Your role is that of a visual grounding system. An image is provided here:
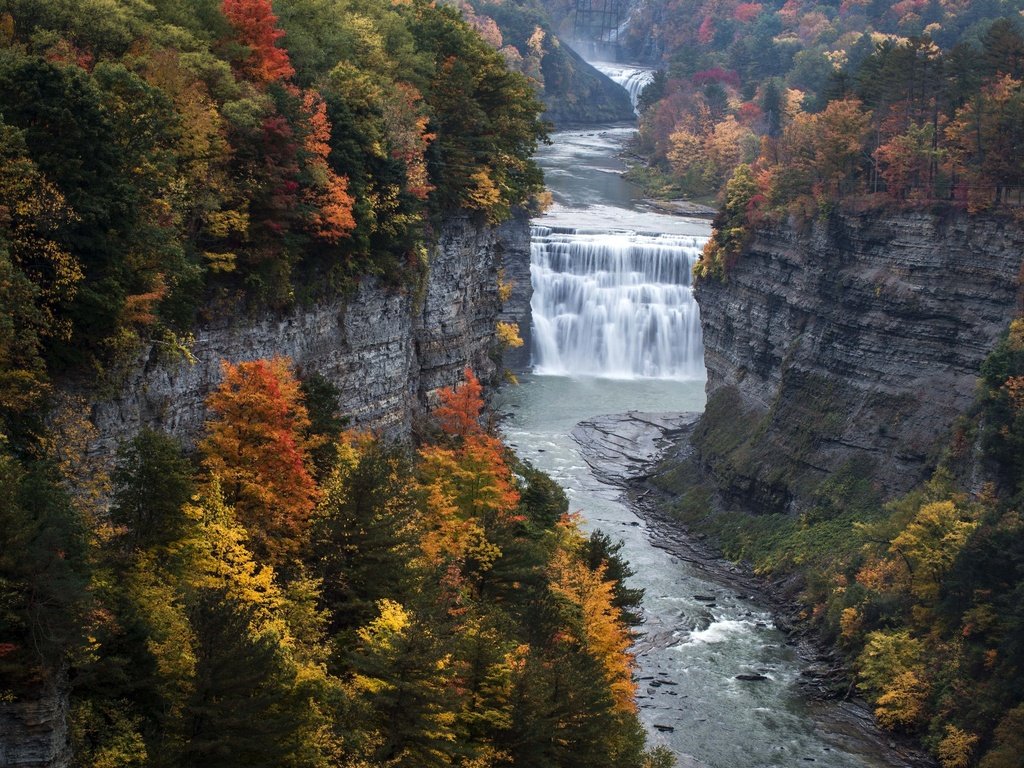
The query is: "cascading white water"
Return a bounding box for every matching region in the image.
[530,224,705,380]
[589,62,655,112]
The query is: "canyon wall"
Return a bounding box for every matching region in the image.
[86,212,530,461]
[692,210,1024,513]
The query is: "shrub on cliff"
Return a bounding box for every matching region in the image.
[693,163,760,281]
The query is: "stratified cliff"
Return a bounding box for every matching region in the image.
[86,213,530,460]
[690,210,1024,513]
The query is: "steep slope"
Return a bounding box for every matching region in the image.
[690,210,1024,514]
[85,213,529,460]
[539,39,636,124]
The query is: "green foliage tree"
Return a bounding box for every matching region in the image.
[310,434,421,636]
[0,448,88,686]
[111,429,195,552]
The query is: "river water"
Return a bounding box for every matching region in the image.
[497,111,906,767]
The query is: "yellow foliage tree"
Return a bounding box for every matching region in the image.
[548,540,637,713]
[890,500,977,602]
[938,725,979,768]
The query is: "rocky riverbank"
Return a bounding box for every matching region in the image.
[571,411,936,768]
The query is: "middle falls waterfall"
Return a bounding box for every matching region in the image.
[530,225,706,379]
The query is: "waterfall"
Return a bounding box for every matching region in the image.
[589,62,655,113]
[530,225,705,380]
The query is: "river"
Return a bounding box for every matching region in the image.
[497,103,914,767]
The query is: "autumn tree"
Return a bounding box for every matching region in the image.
[299,90,355,243]
[419,369,521,590]
[890,499,978,603]
[200,357,319,566]
[435,366,486,437]
[221,0,295,84]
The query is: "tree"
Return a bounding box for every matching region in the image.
[348,600,460,768]
[221,0,295,84]
[548,548,637,714]
[200,357,318,566]
[584,531,645,626]
[434,366,486,437]
[890,499,978,602]
[310,433,421,634]
[179,589,304,768]
[299,90,355,242]
[110,429,194,552]
[979,704,1024,768]
[0,449,88,685]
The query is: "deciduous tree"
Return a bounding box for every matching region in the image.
[200,357,318,566]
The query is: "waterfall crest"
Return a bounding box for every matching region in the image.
[530,225,705,380]
[589,63,655,113]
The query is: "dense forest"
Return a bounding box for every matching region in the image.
[568,0,1024,227]
[0,0,547,447]
[3,360,668,766]
[0,1,672,766]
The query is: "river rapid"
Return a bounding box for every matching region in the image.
[497,116,917,767]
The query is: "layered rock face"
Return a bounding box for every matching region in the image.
[693,211,1024,513]
[0,677,71,768]
[496,211,533,371]
[87,213,530,460]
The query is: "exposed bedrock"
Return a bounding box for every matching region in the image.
[692,210,1024,513]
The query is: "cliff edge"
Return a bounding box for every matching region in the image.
[690,210,1024,513]
[85,212,531,461]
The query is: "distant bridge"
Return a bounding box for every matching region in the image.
[573,0,625,52]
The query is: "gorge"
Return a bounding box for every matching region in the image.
[4,0,1024,762]
[502,110,938,767]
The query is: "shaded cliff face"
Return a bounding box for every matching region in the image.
[693,211,1024,513]
[539,39,636,126]
[87,214,530,459]
[0,677,70,768]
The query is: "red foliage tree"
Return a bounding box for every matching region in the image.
[222,0,295,84]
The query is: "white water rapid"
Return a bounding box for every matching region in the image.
[530,226,705,379]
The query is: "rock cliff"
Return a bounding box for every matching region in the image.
[691,210,1024,513]
[539,39,636,126]
[87,212,530,461]
[0,676,70,768]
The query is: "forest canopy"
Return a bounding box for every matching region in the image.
[0,0,547,446]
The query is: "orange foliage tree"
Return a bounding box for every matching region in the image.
[419,369,521,584]
[548,520,637,713]
[299,91,355,242]
[200,357,319,566]
[221,0,295,85]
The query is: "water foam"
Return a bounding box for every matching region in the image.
[530,225,705,380]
